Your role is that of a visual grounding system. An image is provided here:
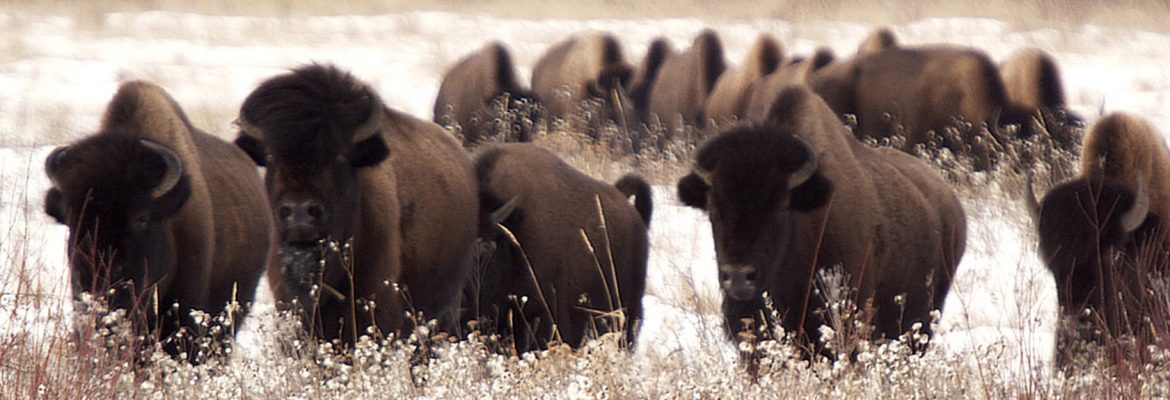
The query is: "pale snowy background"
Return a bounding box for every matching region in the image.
[2,9,1169,377]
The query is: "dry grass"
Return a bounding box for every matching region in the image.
[6,117,1170,398]
[3,1,1170,397]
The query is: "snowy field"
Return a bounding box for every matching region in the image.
[3,6,1170,396]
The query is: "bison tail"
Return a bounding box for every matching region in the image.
[615,174,653,228]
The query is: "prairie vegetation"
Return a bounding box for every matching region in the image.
[2,1,1170,398]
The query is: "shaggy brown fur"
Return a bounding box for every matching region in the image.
[43,81,272,363]
[434,41,538,147]
[471,143,651,353]
[1034,112,1170,369]
[530,32,638,136]
[627,37,671,124]
[645,29,726,134]
[810,45,1033,170]
[677,85,965,356]
[742,48,834,123]
[704,34,784,125]
[857,26,898,55]
[1000,47,1083,153]
[235,64,478,345]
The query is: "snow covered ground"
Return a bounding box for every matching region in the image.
[3,9,1170,375]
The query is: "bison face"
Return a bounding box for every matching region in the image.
[44,137,191,312]
[678,128,832,301]
[235,64,391,316]
[1038,178,1151,326]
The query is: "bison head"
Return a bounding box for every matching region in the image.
[234,64,389,313]
[1037,176,1153,328]
[677,125,832,301]
[235,64,388,248]
[44,136,191,313]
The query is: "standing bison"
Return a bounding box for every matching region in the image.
[704,33,784,125]
[627,37,671,124]
[1031,112,1170,369]
[1000,47,1084,160]
[742,48,835,123]
[43,80,272,363]
[234,64,479,345]
[434,41,540,148]
[677,85,966,357]
[531,32,639,140]
[810,44,1032,170]
[471,143,652,353]
[645,29,726,134]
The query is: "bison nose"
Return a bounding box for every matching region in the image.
[719,264,760,301]
[278,199,326,245]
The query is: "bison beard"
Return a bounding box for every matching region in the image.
[277,243,327,299]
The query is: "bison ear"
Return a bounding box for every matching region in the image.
[349,134,391,168]
[789,172,832,211]
[43,188,67,224]
[677,173,709,210]
[149,174,192,219]
[234,135,267,166]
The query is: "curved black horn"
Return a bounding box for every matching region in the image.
[44,146,70,189]
[1121,175,1150,233]
[352,88,385,143]
[139,140,183,199]
[787,140,818,189]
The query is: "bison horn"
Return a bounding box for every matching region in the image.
[1120,174,1150,233]
[139,140,183,200]
[490,195,521,225]
[787,140,818,189]
[234,115,265,140]
[44,145,70,189]
[351,89,385,143]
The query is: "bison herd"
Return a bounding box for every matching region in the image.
[42,26,1168,373]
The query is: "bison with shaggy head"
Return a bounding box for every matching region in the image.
[999,47,1084,161]
[703,33,784,125]
[531,32,639,141]
[809,41,1034,170]
[235,64,479,345]
[1031,112,1170,369]
[644,29,727,135]
[470,143,652,353]
[43,80,273,363]
[434,41,540,148]
[677,85,965,357]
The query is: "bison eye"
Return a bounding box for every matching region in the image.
[278,205,293,219]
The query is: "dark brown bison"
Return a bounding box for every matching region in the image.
[471,143,651,353]
[809,44,1034,170]
[703,33,784,125]
[677,85,966,357]
[627,37,671,124]
[43,80,272,363]
[1031,113,1170,369]
[234,64,479,345]
[742,48,835,123]
[530,33,638,138]
[1000,47,1084,156]
[645,29,726,134]
[434,41,540,148]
